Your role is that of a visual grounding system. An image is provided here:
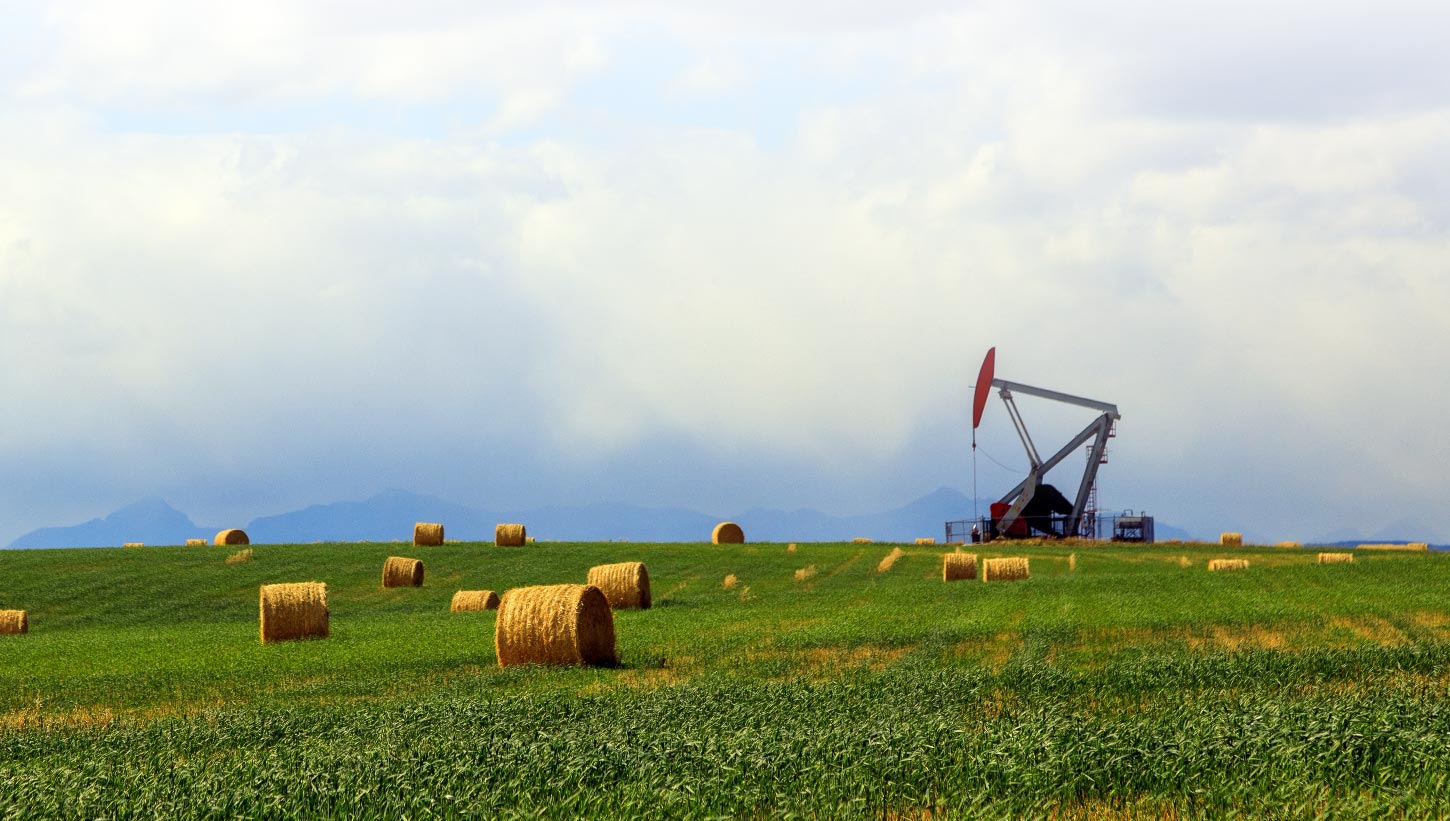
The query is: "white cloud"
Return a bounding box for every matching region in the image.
[1,1,1448,544]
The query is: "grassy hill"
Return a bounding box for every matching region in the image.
[3,540,1449,818]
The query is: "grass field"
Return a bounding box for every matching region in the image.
[3,540,1450,818]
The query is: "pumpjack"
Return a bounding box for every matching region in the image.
[963,348,1124,540]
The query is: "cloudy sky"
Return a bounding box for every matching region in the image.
[2,1,1448,545]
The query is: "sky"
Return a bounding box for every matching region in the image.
[2,0,1448,545]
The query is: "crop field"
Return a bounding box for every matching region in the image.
[3,540,1450,818]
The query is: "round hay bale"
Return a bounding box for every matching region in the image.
[942,553,978,581]
[382,556,424,588]
[1274,541,1301,548]
[451,590,500,612]
[495,584,616,667]
[0,610,28,635]
[852,537,873,544]
[915,537,936,545]
[123,542,144,548]
[185,538,207,546]
[587,562,651,610]
[1219,532,1243,547]
[413,522,444,547]
[259,583,328,643]
[215,529,250,546]
[1318,552,1354,564]
[525,536,536,544]
[496,523,527,547]
[1208,558,1249,572]
[712,522,744,544]
[982,556,1029,582]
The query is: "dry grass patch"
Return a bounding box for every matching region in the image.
[852,537,873,544]
[122,542,143,548]
[877,547,905,573]
[721,573,738,590]
[794,565,817,582]
[225,548,254,565]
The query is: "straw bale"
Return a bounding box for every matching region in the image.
[914,537,936,545]
[259,582,328,643]
[185,538,206,546]
[982,556,1029,582]
[494,584,616,667]
[787,543,797,553]
[1219,532,1243,547]
[1208,559,1249,572]
[712,522,744,544]
[1274,541,1302,548]
[525,536,536,544]
[413,522,444,546]
[0,610,28,635]
[877,547,905,573]
[1317,552,1354,564]
[852,537,873,544]
[942,552,978,581]
[382,556,425,587]
[451,590,500,612]
[225,548,254,565]
[495,523,527,547]
[722,574,738,590]
[215,529,250,546]
[1358,543,1429,552]
[123,542,143,548]
[587,561,652,610]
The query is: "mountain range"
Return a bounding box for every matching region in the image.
[8,487,1196,548]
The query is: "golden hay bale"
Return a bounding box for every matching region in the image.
[787,543,797,553]
[451,590,500,612]
[722,574,738,590]
[495,523,527,547]
[877,547,906,573]
[1274,541,1302,548]
[587,562,652,610]
[0,610,28,635]
[495,584,616,667]
[225,548,254,565]
[915,537,936,545]
[259,582,328,643]
[525,536,536,544]
[215,529,249,546]
[413,522,444,547]
[185,538,206,546]
[123,542,143,548]
[942,552,978,581]
[1318,552,1354,564]
[852,537,873,544]
[1220,532,1243,547]
[982,556,1029,582]
[382,556,424,588]
[794,565,817,582]
[1208,559,1249,572]
[712,522,744,544]
[1358,543,1429,552]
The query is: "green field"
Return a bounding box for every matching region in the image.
[3,540,1449,819]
